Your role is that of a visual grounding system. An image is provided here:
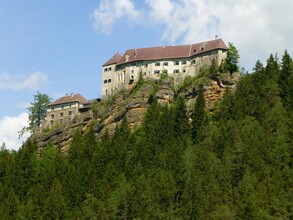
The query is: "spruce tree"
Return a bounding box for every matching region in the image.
[192,88,206,143]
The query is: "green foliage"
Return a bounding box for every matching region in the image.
[192,88,207,143]
[20,92,51,136]
[91,100,99,118]
[160,69,169,79]
[209,58,219,78]
[130,71,145,94]
[225,42,240,74]
[0,51,292,219]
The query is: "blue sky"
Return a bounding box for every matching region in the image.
[0,0,292,150]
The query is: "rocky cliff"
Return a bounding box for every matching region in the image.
[33,72,240,152]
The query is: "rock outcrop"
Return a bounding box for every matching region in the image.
[32,73,240,152]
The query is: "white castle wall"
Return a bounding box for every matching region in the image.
[102,50,226,98]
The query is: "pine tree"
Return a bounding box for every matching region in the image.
[20,92,51,135]
[192,88,207,143]
[225,42,240,74]
[43,178,67,219]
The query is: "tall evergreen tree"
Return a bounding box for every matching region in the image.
[192,88,207,143]
[20,92,51,135]
[225,42,240,74]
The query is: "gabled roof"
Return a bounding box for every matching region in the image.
[102,39,227,67]
[48,94,87,107]
[103,53,122,67]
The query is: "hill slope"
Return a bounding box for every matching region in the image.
[0,52,292,219]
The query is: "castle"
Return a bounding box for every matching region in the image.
[102,38,228,98]
[44,38,227,128]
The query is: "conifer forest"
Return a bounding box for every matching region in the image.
[0,51,292,219]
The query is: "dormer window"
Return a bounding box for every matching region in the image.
[201,47,204,51]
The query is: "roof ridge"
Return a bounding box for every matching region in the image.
[104,38,227,66]
[48,93,87,106]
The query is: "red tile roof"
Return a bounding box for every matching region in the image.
[103,53,122,67]
[48,94,87,107]
[103,39,227,66]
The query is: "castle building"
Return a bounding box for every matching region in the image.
[102,38,228,98]
[45,94,87,127]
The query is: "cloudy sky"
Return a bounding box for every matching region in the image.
[0,0,292,150]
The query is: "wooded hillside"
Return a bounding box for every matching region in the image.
[0,51,292,219]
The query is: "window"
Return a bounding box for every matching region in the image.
[182,69,186,73]
[104,80,107,84]
[69,111,73,116]
[145,64,148,68]
[108,79,111,83]
[194,49,197,53]
[51,114,54,119]
[131,70,134,73]
[191,60,196,64]
[201,47,204,51]
[173,69,179,74]
[59,119,63,124]
[104,68,107,72]
[108,67,112,71]
[174,61,179,65]
[163,62,168,66]
[155,62,160,66]
[154,70,160,74]
[182,60,187,65]
[60,112,64,117]
[50,120,54,125]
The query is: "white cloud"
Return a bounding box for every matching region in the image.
[0,113,30,151]
[91,0,140,34]
[92,0,293,70]
[0,71,49,91]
